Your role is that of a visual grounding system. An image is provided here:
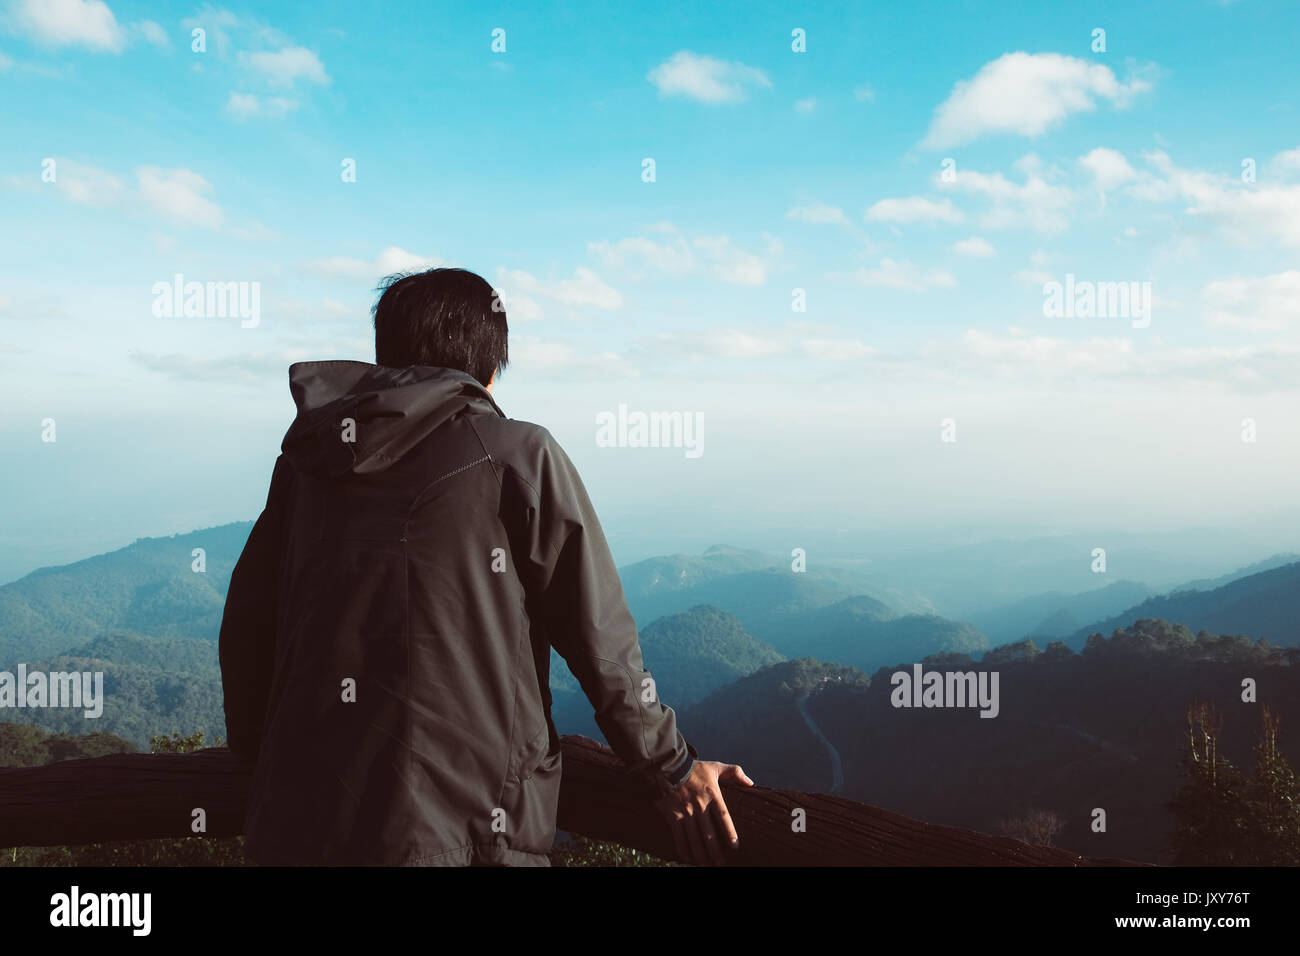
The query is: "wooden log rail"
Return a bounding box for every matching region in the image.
[0,735,1141,866]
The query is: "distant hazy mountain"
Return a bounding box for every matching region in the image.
[968,580,1154,645]
[619,545,936,627]
[618,545,779,602]
[863,531,1289,618]
[617,546,986,674]
[1069,561,1300,649]
[1169,553,1300,595]
[0,530,979,744]
[748,596,989,673]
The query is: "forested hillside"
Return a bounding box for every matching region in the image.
[685,619,1300,864]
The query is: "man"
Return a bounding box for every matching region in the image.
[219,266,752,867]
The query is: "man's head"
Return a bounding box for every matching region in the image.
[372,267,508,389]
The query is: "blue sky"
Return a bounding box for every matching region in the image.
[2,0,1298,585]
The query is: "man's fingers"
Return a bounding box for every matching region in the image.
[680,806,708,866]
[709,791,740,848]
[693,801,726,866]
[720,764,755,787]
[666,810,689,864]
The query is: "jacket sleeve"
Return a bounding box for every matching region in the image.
[518,432,694,797]
[218,454,292,761]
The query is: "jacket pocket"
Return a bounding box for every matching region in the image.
[504,734,562,855]
[516,723,548,781]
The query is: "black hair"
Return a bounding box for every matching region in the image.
[372,267,508,387]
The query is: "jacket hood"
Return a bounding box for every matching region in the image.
[281,360,505,476]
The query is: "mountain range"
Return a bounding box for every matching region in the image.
[1,523,1297,865]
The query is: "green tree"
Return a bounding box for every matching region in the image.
[1168,703,1300,864]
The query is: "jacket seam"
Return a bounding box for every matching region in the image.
[403,531,412,795]
[495,620,531,810]
[583,653,657,765]
[433,454,491,485]
[466,418,503,490]
[402,454,492,535]
[494,460,563,566]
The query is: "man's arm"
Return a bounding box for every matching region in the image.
[516,433,694,796]
[218,454,293,761]
[511,430,755,864]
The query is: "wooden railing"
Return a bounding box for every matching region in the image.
[0,735,1143,866]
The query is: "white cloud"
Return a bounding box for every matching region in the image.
[866,196,964,225]
[1014,268,1054,286]
[952,236,996,257]
[270,296,357,325]
[794,97,816,113]
[920,52,1152,149]
[11,0,125,52]
[1204,271,1300,332]
[692,234,778,285]
[228,220,278,240]
[225,92,297,119]
[834,258,957,291]
[1136,149,1300,248]
[589,230,780,285]
[1079,147,1137,191]
[916,327,1300,392]
[510,336,636,380]
[1272,147,1300,178]
[644,329,785,360]
[27,158,230,230]
[589,236,695,277]
[303,246,441,281]
[0,51,11,70]
[134,350,319,384]
[178,7,261,59]
[853,85,876,103]
[938,160,1075,234]
[240,45,328,86]
[787,202,849,226]
[495,267,622,314]
[46,158,128,207]
[543,267,622,309]
[136,167,224,228]
[137,20,169,49]
[929,328,1140,374]
[646,50,771,104]
[490,271,546,322]
[802,337,878,360]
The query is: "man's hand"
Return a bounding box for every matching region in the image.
[654,760,755,866]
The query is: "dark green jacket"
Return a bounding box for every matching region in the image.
[219,361,694,865]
